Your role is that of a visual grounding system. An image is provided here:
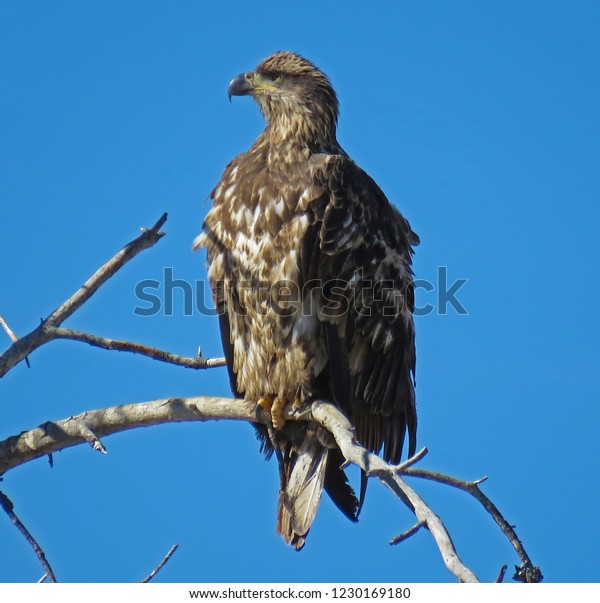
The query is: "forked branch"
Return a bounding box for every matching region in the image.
[0,214,225,377]
[402,467,543,582]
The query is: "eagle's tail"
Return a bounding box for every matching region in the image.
[277,436,328,550]
[276,427,358,550]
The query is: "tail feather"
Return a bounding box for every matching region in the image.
[277,436,329,550]
[277,430,360,550]
[324,448,360,521]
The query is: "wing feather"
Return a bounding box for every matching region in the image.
[307,155,419,464]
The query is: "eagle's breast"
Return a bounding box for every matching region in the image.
[200,148,328,403]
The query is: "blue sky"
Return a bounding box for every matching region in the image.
[1,0,599,583]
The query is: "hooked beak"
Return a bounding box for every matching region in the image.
[227,71,277,101]
[227,72,254,101]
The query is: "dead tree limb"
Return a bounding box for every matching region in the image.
[389,520,426,545]
[495,564,508,583]
[49,327,226,370]
[0,213,168,378]
[0,396,256,476]
[0,315,30,368]
[0,490,57,582]
[0,396,543,582]
[403,467,543,582]
[310,400,480,582]
[141,544,179,583]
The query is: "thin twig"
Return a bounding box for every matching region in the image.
[78,422,107,454]
[141,544,179,583]
[49,327,226,370]
[46,213,167,326]
[0,315,30,368]
[0,213,168,378]
[0,315,19,342]
[0,491,57,582]
[389,520,426,545]
[403,467,540,580]
[495,564,508,583]
[395,447,428,472]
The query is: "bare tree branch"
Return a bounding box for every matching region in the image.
[310,400,480,583]
[0,213,168,378]
[78,421,108,454]
[0,490,57,582]
[141,544,179,583]
[0,315,21,345]
[403,467,542,581]
[0,396,489,582]
[0,396,256,476]
[49,327,226,370]
[389,520,426,545]
[0,315,30,368]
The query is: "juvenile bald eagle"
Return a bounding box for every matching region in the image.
[195,51,419,549]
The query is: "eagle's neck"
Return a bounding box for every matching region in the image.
[259,101,339,152]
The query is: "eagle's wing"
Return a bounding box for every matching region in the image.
[304,154,419,464]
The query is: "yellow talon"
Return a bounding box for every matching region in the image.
[258,395,275,414]
[271,397,286,429]
[257,395,286,429]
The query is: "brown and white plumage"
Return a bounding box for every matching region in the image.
[194,51,419,549]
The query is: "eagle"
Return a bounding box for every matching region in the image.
[194,51,419,549]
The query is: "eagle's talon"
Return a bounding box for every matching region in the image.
[257,395,286,429]
[258,395,275,414]
[271,396,286,429]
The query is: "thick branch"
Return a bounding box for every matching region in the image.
[0,396,480,582]
[0,396,256,476]
[0,213,167,378]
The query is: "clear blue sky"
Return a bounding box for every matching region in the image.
[1,0,598,583]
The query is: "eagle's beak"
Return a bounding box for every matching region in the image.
[227,71,276,101]
[228,72,254,100]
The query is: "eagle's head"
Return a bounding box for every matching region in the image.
[227,51,339,146]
